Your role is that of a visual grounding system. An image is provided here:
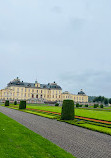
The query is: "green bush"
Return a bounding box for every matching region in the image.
[79,104,82,107]
[100,104,103,108]
[61,100,74,120]
[19,101,26,109]
[94,104,98,108]
[5,100,9,106]
[14,101,17,105]
[76,103,79,107]
[85,104,88,107]
[55,103,59,106]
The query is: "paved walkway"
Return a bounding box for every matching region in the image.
[0,106,111,158]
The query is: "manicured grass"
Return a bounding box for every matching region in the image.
[60,120,111,135]
[75,109,111,121]
[6,104,111,121]
[27,105,61,113]
[26,105,111,121]
[22,110,56,119]
[0,112,74,158]
[1,104,111,136]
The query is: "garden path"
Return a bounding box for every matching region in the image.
[0,106,111,158]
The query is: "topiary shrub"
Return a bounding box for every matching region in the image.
[14,100,17,105]
[79,104,82,107]
[19,100,26,109]
[85,104,88,107]
[100,104,103,108]
[94,104,98,108]
[61,100,74,120]
[76,103,79,107]
[5,100,9,106]
[55,103,59,106]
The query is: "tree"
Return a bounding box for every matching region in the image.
[104,98,108,105]
[109,98,111,104]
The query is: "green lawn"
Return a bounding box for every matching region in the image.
[8,104,111,121]
[1,104,111,136]
[75,109,111,121]
[26,105,111,121]
[61,120,111,135]
[0,112,74,158]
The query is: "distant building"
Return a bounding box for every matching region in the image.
[0,77,88,103]
[61,90,88,103]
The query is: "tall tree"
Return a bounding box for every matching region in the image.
[109,98,111,104]
[104,98,108,105]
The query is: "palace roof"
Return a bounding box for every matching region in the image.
[7,77,62,90]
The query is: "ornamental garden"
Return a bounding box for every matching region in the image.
[3,99,111,135]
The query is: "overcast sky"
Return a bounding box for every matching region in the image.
[0,0,111,97]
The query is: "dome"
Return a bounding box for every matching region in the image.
[78,89,86,95]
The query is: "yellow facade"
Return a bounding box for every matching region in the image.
[0,78,88,103]
[61,91,88,103]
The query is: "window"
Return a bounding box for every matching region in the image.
[41,90,42,93]
[32,94,34,98]
[41,95,42,98]
[37,90,38,93]
[36,95,38,98]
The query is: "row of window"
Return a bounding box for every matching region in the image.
[3,93,61,99]
[11,88,61,94]
[62,95,84,100]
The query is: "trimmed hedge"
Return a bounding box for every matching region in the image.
[76,103,79,107]
[5,100,9,106]
[55,103,59,106]
[94,104,98,108]
[14,101,17,105]
[61,100,74,120]
[100,104,103,108]
[19,101,26,109]
[85,104,88,107]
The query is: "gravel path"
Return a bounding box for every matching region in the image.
[0,106,111,158]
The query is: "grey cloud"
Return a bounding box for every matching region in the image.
[70,18,86,31]
[51,6,62,14]
[60,70,111,97]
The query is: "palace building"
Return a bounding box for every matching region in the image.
[0,77,88,103]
